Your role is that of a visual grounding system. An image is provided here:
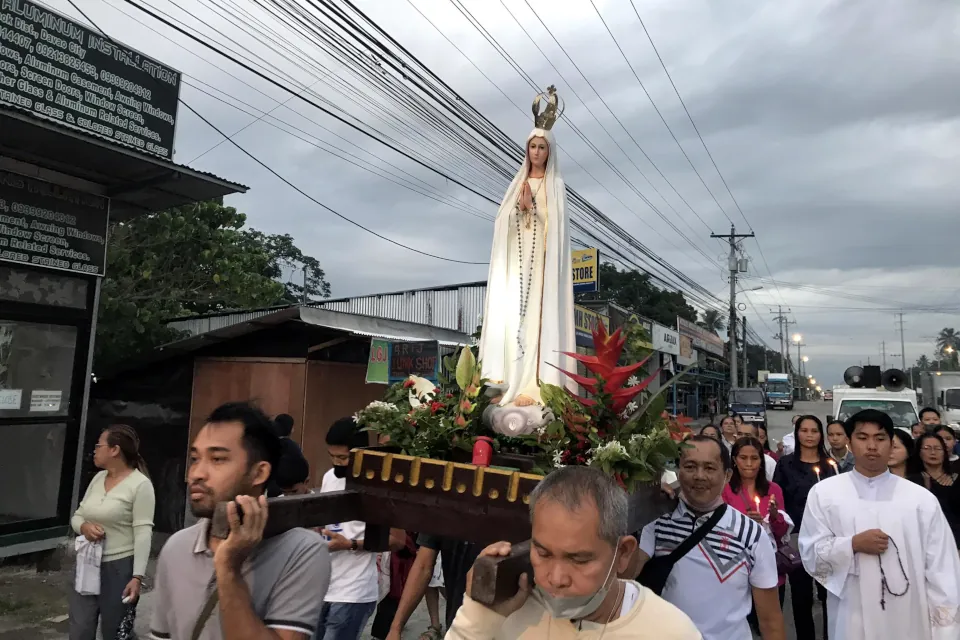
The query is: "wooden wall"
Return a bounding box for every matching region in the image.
[302,361,385,484]
[187,357,385,487]
[188,357,307,454]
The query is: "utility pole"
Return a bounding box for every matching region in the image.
[712,225,755,388]
[796,339,806,400]
[742,316,748,386]
[897,312,912,388]
[771,306,788,374]
[301,264,309,304]
[881,341,887,371]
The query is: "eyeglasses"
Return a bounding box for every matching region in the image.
[920,446,944,453]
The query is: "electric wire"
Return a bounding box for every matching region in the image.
[65,0,488,265]
[586,0,734,226]
[628,0,790,313]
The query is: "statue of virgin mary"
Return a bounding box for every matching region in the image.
[478,87,577,412]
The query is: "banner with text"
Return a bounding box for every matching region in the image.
[572,247,598,293]
[677,317,725,357]
[0,0,181,159]
[575,305,609,348]
[651,323,680,356]
[365,338,390,384]
[388,340,439,384]
[0,170,108,275]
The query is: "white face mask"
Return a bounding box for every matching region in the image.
[530,546,619,620]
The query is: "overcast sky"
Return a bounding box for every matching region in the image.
[47,0,960,388]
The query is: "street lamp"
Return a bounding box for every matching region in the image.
[816,385,822,392]
[802,356,809,363]
[793,334,802,343]
[810,378,817,385]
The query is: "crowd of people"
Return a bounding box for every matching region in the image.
[66,402,960,640]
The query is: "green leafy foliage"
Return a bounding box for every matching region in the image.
[95,200,330,371]
[532,323,690,491]
[355,347,495,459]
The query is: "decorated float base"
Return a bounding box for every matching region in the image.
[346,448,676,546]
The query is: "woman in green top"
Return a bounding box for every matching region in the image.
[70,424,155,640]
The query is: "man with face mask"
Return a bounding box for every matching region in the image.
[445,466,701,639]
[636,436,786,640]
[316,417,383,639]
[148,402,331,640]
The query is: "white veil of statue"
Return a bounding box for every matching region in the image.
[478,123,577,407]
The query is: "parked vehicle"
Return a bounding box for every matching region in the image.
[920,371,960,426]
[823,389,833,401]
[830,386,919,430]
[729,388,767,426]
[764,373,793,410]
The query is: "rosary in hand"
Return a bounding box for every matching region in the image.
[878,536,910,611]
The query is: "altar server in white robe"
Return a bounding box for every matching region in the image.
[799,408,960,640]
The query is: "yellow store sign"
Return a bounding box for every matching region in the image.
[572,248,599,293]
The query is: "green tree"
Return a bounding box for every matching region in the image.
[96,200,329,370]
[577,263,697,327]
[698,309,725,334]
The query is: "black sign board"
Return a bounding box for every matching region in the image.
[388,341,440,384]
[0,170,108,276]
[0,0,180,159]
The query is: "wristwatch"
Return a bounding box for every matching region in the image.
[350,540,359,552]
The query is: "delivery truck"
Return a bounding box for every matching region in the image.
[920,371,960,426]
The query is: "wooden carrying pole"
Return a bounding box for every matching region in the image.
[210,449,674,605]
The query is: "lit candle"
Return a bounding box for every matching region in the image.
[754,495,761,511]
[827,459,838,474]
[813,466,821,482]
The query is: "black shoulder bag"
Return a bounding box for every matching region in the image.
[638,504,727,595]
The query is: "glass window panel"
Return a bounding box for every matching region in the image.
[0,423,66,524]
[0,321,77,417]
[0,265,88,309]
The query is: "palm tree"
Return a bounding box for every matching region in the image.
[916,355,931,370]
[698,309,725,334]
[937,328,959,353]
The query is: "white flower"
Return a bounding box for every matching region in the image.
[627,375,640,387]
[352,412,361,423]
[595,440,628,457]
[619,401,639,420]
[552,450,565,468]
[366,400,399,412]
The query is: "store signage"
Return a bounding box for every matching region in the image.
[652,323,681,356]
[366,338,390,384]
[575,305,609,348]
[0,170,108,276]
[677,317,725,357]
[388,340,439,384]
[572,248,599,293]
[0,0,181,159]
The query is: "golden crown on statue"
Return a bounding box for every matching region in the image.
[532,85,563,130]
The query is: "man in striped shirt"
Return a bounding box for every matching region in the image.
[635,436,785,640]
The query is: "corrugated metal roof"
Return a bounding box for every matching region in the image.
[166,307,286,336]
[103,306,470,377]
[0,105,247,220]
[316,283,486,333]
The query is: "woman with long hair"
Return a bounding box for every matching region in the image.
[888,429,915,478]
[933,425,960,472]
[723,436,792,632]
[772,415,834,640]
[723,437,791,585]
[69,425,155,640]
[909,433,960,548]
[757,424,778,461]
[699,424,721,440]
